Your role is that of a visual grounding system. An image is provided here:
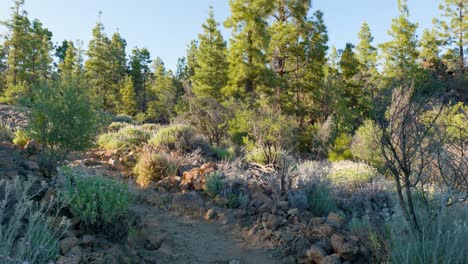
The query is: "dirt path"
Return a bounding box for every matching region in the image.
[131,192,282,264]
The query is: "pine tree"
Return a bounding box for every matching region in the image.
[129,47,151,112]
[85,15,112,109]
[435,0,467,73]
[224,0,274,100]
[0,40,7,94]
[146,58,177,123]
[58,40,77,74]
[356,22,378,75]
[192,6,228,100]
[119,76,137,116]
[380,0,419,78]
[420,29,443,71]
[28,19,53,84]
[108,32,128,106]
[268,0,311,108]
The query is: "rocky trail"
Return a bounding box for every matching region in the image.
[131,191,281,264]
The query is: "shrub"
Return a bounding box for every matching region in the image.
[108,122,128,132]
[134,148,178,187]
[141,123,161,132]
[58,167,132,240]
[328,133,353,161]
[0,179,67,264]
[351,120,384,168]
[98,126,149,151]
[25,75,103,158]
[306,182,337,217]
[390,205,467,264]
[245,148,285,165]
[211,146,234,161]
[328,161,378,185]
[12,128,29,146]
[148,124,210,154]
[112,114,133,124]
[0,120,13,142]
[203,172,223,198]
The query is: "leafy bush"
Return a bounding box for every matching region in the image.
[390,205,467,264]
[12,128,29,146]
[0,120,13,142]
[148,124,210,154]
[211,146,234,160]
[203,172,223,198]
[112,114,133,124]
[25,75,102,158]
[306,182,337,217]
[351,120,384,168]
[108,122,128,132]
[134,148,178,187]
[328,133,353,161]
[328,161,378,185]
[245,148,285,165]
[98,126,149,151]
[0,180,67,264]
[58,167,132,240]
[141,123,161,132]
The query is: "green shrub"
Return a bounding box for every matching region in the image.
[246,148,285,165]
[203,173,223,198]
[25,75,102,157]
[58,167,132,240]
[0,180,67,264]
[211,146,234,160]
[328,161,378,185]
[98,126,149,151]
[0,120,13,142]
[134,149,178,187]
[12,128,29,146]
[390,205,467,264]
[113,114,133,124]
[306,182,337,217]
[328,133,353,161]
[108,122,128,132]
[148,124,210,154]
[141,123,161,132]
[351,120,384,168]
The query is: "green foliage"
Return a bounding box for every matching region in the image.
[0,180,67,264]
[328,133,353,161]
[246,148,285,165]
[203,172,223,198]
[134,149,178,187]
[390,204,468,264]
[59,167,132,240]
[211,146,234,161]
[12,128,29,146]
[25,75,102,157]
[108,122,128,132]
[306,183,337,217]
[113,114,133,123]
[351,120,384,168]
[98,125,149,151]
[118,76,138,116]
[0,120,13,142]
[328,161,378,185]
[141,123,161,132]
[148,124,209,154]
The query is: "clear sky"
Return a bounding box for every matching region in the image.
[0,0,441,71]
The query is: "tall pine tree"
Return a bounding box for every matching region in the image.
[192,6,228,100]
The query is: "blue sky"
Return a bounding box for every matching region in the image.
[0,0,441,71]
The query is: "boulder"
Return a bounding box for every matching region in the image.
[330,234,359,261]
[200,162,217,175]
[180,168,202,191]
[59,237,79,255]
[79,234,95,247]
[23,140,41,156]
[326,213,345,229]
[40,187,56,206]
[321,254,342,264]
[204,207,218,221]
[306,245,327,263]
[266,214,284,231]
[250,191,273,214]
[156,176,181,192]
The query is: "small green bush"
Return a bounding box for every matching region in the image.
[328,161,378,185]
[113,114,133,124]
[58,167,132,240]
[134,149,178,187]
[211,146,234,160]
[306,182,337,217]
[351,120,384,168]
[246,148,285,165]
[12,128,30,146]
[0,120,13,142]
[148,124,210,154]
[141,123,161,132]
[98,126,149,151]
[0,180,67,264]
[203,173,223,198]
[328,133,353,161]
[108,122,128,132]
